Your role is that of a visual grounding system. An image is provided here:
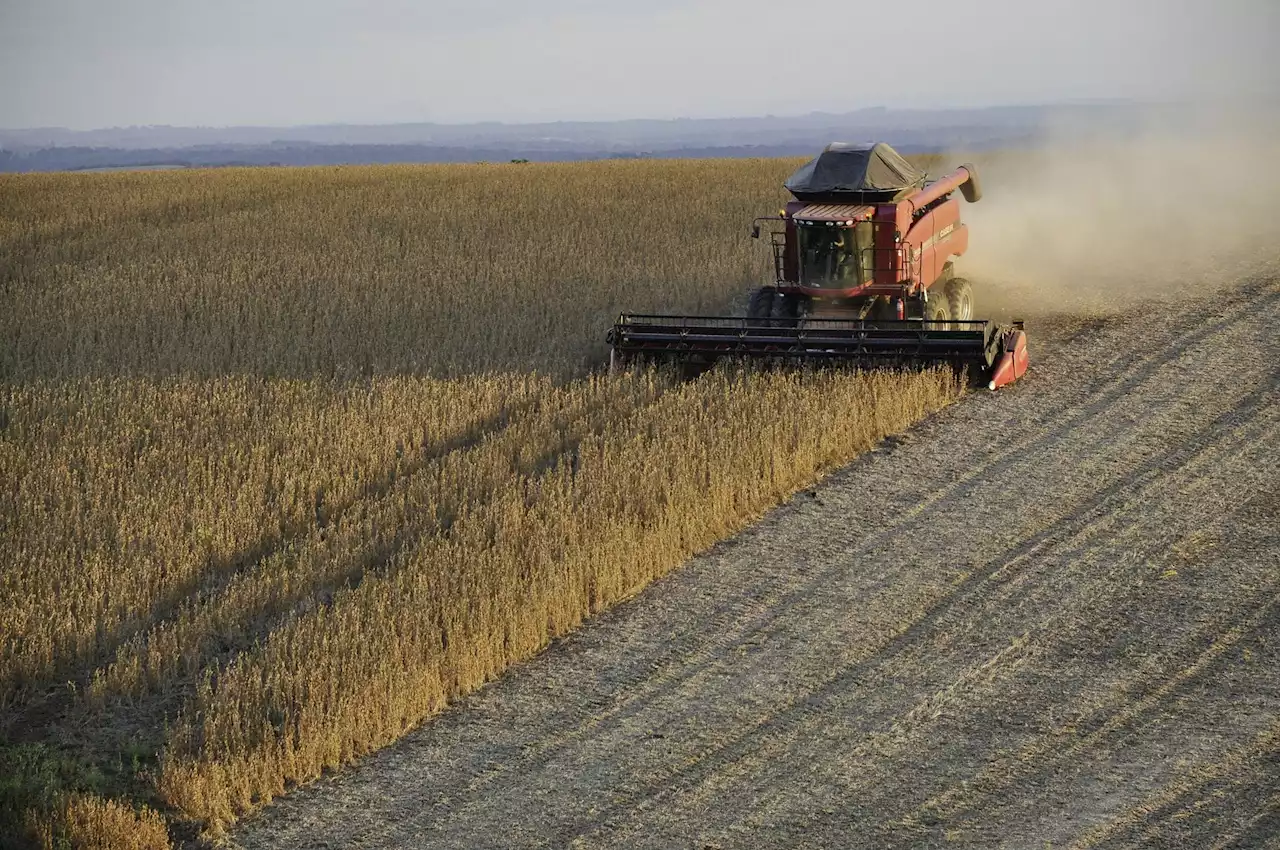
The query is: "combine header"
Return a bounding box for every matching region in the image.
[608,142,1028,389]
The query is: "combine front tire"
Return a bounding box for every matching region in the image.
[945,277,974,322]
[747,287,777,322]
[923,290,951,326]
[774,293,802,328]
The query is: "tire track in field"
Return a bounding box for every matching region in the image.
[1069,720,1280,850]
[901,591,1280,836]
[890,412,1280,821]
[233,274,1280,850]
[926,485,1280,850]
[775,589,1280,850]
[786,468,1280,848]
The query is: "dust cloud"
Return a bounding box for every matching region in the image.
[958,106,1280,320]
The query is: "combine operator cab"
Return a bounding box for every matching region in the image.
[796,219,875,290]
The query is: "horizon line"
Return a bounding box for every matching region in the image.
[0,97,1203,136]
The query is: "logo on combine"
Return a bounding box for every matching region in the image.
[914,223,956,261]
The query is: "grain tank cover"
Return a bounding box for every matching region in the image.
[785,142,924,201]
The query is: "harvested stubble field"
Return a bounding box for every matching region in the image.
[0,159,960,848]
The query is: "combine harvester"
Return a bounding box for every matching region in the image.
[608,143,1028,390]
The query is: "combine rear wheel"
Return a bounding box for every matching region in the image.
[945,277,974,321]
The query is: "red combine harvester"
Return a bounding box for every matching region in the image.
[608,142,1028,390]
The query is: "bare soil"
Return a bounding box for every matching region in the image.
[231,274,1280,850]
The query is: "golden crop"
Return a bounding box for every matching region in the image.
[0,159,957,847]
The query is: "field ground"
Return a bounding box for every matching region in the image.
[4,149,1278,848]
[235,275,1280,849]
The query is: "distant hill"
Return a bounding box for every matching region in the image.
[0,101,1250,173]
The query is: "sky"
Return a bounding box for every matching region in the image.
[1,0,1278,130]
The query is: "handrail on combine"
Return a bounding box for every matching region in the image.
[765,233,917,291]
